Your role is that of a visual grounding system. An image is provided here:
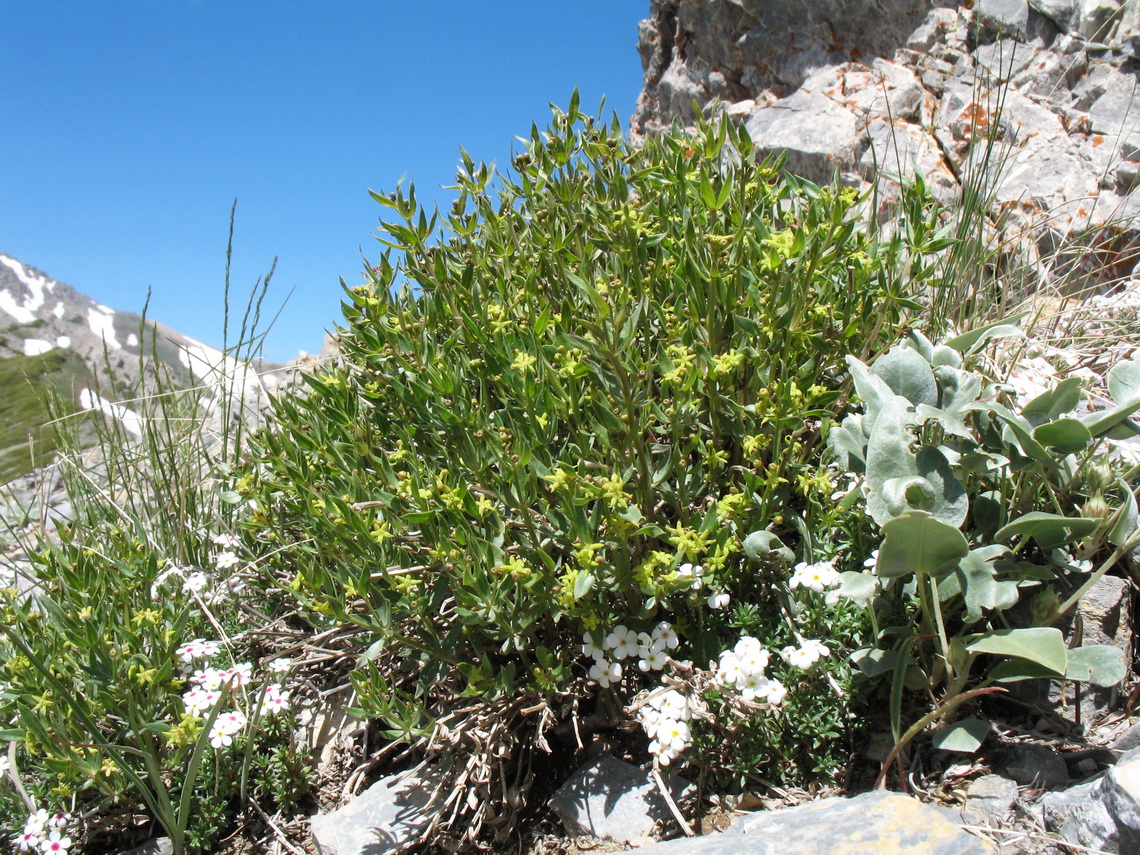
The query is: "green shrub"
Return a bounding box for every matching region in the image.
[247,102,954,841]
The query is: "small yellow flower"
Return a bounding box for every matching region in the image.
[511,351,538,373]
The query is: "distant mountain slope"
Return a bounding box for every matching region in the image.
[0,252,287,482]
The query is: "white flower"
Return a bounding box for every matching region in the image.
[175,639,220,664]
[707,592,731,609]
[736,645,770,677]
[211,533,240,548]
[209,722,236,749]
[738,671,770,701]
[16,832,40,852]
[651,622,680,650]
[0,755,9,776]
[605,625,639,660]
[39,830,71,854]
[191,667,223,690]
[639,645,669,672]
[260,684,290,716]
[183,687,222,716]
[780,639,830,670]
[217,662,253,689]
[675,562,704,590]
[46,813,70,830]
[589,658,623,688]
[24,810,49,836]
[216,709,247,735]
[581,632,605,660]
[717,650,744,686]
[654,690,690,720]
[789,560,840,593]
[183,571,210,593]
[213,550,241,570]
[763,678,788,705]
[863,549,880,570]
[267,657,293,674]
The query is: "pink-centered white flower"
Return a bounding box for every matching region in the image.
[260,684,290,716]
[211,533,241,548]
[175,638,220,664]
[39,830,71,854]
[183,687,222,716]
[217,662,253,689]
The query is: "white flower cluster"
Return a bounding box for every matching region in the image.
[584,622,679,688]
[15,809,71,853]
[715,636,787,705]
[780,639,831,670]
[789,560,840,593]
[638,689,698,766]
[177,642,291,749]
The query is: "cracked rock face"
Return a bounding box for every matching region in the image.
[632,0,1140,258]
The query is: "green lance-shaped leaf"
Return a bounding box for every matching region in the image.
[1032,418,1092,455]
[1022,377,1083,423]
[1064,645,1126,687]
[943,314,1028,355]
[1109,479,1138,548]
[932,718,993,753]
[876,510,969,579]
[966,627,1068,674]
[993,511,1101,550]
[1079,396,1140,438]
[872,345,938,408]
[1108,353,1140,405]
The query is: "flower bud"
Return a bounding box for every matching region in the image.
[1083,462,1114,494]
[1081,492,1111,520]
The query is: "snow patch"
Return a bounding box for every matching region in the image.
[87,305,121,348]
[56,335,70,348]
[0,254,51,323]
[79,389,142,438]
[52,303,64,319]
[178,339,265,399]
[23,339,53,356]
[127,332,138,348]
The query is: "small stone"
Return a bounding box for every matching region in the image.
[549,754,692,845]
[961,775,1019,825]
[310,768,443,855]
[1002,744,1070,788]
[120,840,174,855]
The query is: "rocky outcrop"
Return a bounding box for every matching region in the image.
[632,1,1140,261]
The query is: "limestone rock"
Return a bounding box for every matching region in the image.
[549,754,693,845]
[626,791,994,854]
[310,768,443,855]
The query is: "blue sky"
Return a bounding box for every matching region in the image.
[1,2,648,363]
